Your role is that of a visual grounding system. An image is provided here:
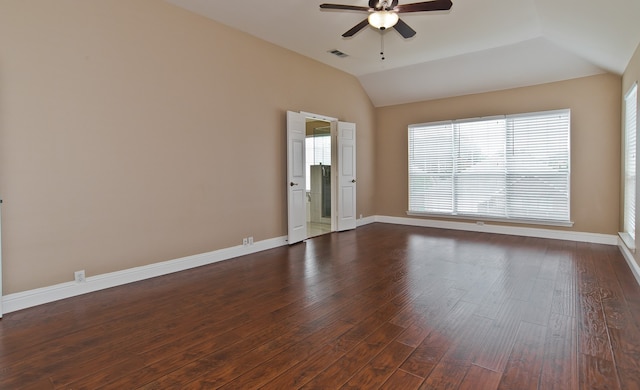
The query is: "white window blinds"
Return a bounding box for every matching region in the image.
[305,135,331,191]
[624,84,637,240]
[409,109,571,225]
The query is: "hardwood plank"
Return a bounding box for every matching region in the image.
[537,248,561,281]
[3,309,236,387]
[593,248,631,330]
[300,321,405,389]
[16,378,54,390]
[579,353,621,390]
[474,285,511,320]
[93,309,289,389]
[551,264,577,317]
[86,321,292,389]
[419,315,493,389]
[261,344,344,389]
[146,316,343,388]
[394,287,467,347]
[341,341,414,389]
[0,224,634,389]
[540,313,579,390]
[379,369,423,390]
[332,305,403,353]
[608,327,640,374]
[458,268,502,305]
[418,358,470,389]
[53,310,261,387]
[523,277,555,326]
[388,280,458,328]
[400,300,480,378]
[497,321,547,390]
[473,299,528,372]
[575,246,615,362]
[136,315,313,387]
[86,278,361,388]
[214,320,353,389]
[61,355,148,389]
[616,366,640,390]
[458,365,501,390]
[3,248,346,386]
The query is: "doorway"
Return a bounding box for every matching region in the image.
[305,119,333,238]
[287,110,356,245]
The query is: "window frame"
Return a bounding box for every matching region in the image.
[407,109,573,227]
[305,133,332,191]
[623,82,638,247]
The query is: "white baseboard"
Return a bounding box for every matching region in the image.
[357,215,376,227]
[618,238,640,285]
[2,236,288,314]
[374,215,619,245]
[0,215,624,314]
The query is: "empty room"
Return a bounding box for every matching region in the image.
[1,0,639,388]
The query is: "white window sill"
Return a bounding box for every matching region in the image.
[406,211,574,228]
[619,232,636,252]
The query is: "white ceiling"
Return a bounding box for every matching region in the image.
[165,0,640,107]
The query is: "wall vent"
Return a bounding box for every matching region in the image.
[328,49,348,58]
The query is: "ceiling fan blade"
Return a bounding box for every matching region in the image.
[393,18,416,38]
[395,0,452,13]
[320,4,371,12]
[342,19,370,37]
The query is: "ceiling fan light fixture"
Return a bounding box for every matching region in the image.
[368,11,399,30]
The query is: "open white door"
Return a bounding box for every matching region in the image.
[287,111,307,244]
[337,121,357,231]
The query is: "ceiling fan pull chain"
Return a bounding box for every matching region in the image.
[380,32,385,60]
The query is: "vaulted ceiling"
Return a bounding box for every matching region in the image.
[166,0,640,107]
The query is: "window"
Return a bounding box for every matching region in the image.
[624,83,637,241]
[305,134,331,191]
[408,109,571,225]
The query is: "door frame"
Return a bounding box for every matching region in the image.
[288,111,355,243]
[300,111,338,123]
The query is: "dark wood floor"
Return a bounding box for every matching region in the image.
[1,223,640,389]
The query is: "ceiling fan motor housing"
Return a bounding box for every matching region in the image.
[321,0,452,39]
[370,0,399,11]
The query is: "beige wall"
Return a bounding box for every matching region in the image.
[0,1,376,293]
[0,0,630,296]
[375,73,622,234]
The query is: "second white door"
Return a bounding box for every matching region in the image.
[336,121,357,231]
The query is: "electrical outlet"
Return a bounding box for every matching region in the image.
[74,270,86,283]
[242,238,248,246]
[360,214,363,219]
[248,236,254,245]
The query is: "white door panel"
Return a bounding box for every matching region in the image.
[287,111,307,244]
[337,121,357,231]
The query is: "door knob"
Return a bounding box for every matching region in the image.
[351,179,356,183]
[290,182,298,187]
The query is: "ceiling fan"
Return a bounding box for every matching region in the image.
[320,0,452,39]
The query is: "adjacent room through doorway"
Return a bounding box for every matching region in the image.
[305,119,332,238]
